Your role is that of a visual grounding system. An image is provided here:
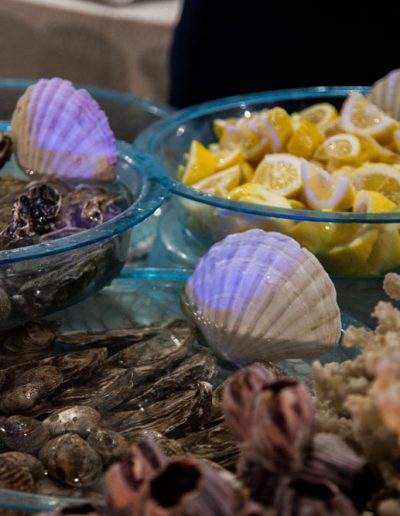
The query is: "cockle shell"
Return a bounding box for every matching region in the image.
[11,77,117,183]
[368,69,400,120]
[183,229,341,365]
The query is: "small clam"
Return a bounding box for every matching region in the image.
[43,406,101,438]
[35,477,83,498]
[0,415,49,454]
[0,455,34,492]
[86,428,128,466]
[183,229,341,365]
[39,432,102,487]
[0,451,45,481]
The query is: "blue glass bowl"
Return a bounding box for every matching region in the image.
[135,86,400,281]
[0,133,169,329]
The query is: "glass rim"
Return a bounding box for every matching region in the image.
[133,85,400,223]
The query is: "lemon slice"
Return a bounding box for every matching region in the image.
[298,103,339,132]
[252,153,302,197]
[213,117,238,138]
[286,119,324,159]
[320,229,379,276]
[300,159,355,210]
[242,161,255,182]
[181,140,218,185]
[341,92,397,141]
[254,107,293,152]
[219,119,269,162]
[212,148,244,171]
[191,164,241,195]
[314,133,361,162]
[349,163,400,206]
[228,182,292,208]
[288,199,308,209]
[369,227,400,274]
[353,189,397,213]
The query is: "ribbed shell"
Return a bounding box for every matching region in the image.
[11,78,117,183]
[183,230,341,365]
[368,69,400,120]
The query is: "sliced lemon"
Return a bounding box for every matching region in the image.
[252,153,302,197]
[298,103,339,132]
[228,182,292,208]
[213,117,238,138]
[219,119,269,162]
[320,229,379,276]
[255,107,293,152]
[181,140,218,185]
[369,227,400,274]
[191,164,241,195]
[212,148,244,171]
[349,163,400,206]
[341,92,397,142]
[314,133,361,162]
[242,161,255,182]
[288,199,308,209]
[289,220,361,253]
[353,189,397,213]
[286,119,324,159]
[300,159,355,210]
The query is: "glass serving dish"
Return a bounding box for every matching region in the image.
[0,267,360,514]
[0,129,169,329]
[135,86,400,280]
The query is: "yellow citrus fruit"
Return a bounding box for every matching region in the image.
[181,140,217,185]
[241,161,255,182]
[349,163,400,206]
[213,117,238,138]
[369,227,400,274]
[219,118,269,162]
[320,229,379,276]
[300,159,355,210]
[252,153,302,197]
[341,92,397,142]
[298,103,339,132]
[286,119,324,159]
[288,199,308,209]
[228,182,292,208]
[314,133,361,162]
[212,148,244,171]
[255,107,293,152]
[191,164,241,195]
[353,189,397,213]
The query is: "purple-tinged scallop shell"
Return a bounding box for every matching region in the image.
[11,78,117,183]
[368,69,400,120]
[183,229,341,366]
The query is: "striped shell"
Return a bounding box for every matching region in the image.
[368,69,400,120]
[11,78,117,183]
[183,229,341,365]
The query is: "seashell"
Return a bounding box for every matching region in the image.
[86,428,128,466]
[0,451,45,481]
[0,455,34,492]
[183,229,341,365]
[42,406,101,438]
[0,415,49,454]
[11,77,117,183]
[368,69,400,120]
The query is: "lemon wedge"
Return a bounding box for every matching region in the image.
[369,227,400,274]
[298,103,339,132]
[353,189,397,213]
[349,163,400,206]
[255,107,293,152]
[212,148,244,171]
[314,133,361,162]
[286,119,324,159]
[219,119,269,163]
[191,164,241,195]
[228,182,292,208]
[181,140,218,185]
[252,153,302,197]
[341,92,397,142]
[300,159,355,210]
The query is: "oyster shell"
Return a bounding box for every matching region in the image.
[11,77,117,183]
[183,229,341,365]
[368,69,400,120]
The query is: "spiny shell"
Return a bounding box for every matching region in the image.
[368,69,400,120]
[183,229,341,365]
[11,77,117,183]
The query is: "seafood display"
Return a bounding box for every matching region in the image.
[0,318,241,501]
[183,229,341,365]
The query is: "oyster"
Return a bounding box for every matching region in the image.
[183,229,341,365]
[39,432,102,487]
[86,428,128,466]
[0,133,13,169]
[42,406,102,438]
[11,77,117,183]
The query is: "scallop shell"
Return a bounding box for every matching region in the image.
[183,229,341,365]
[11,77,117,183]
[368,69,400,120]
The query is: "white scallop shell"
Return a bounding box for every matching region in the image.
[368,69,400,120]
[183,229,341,365]
[11,78,117,183]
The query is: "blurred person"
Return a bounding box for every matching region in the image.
[169,0,400,108]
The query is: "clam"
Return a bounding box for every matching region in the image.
[0,451,45,481]
[368,69,400,120]
[42,406,101,438]
[11,77,117,183]
[183,229,341,365]
[0,455,34,492]
[0,415,49,454]
[86,428,128,466]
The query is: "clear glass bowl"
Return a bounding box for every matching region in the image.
[0,79,171,142]
[135,85,400,280]
[0,135,169,329]
[0,267,360,513]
